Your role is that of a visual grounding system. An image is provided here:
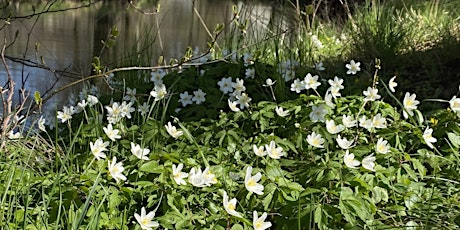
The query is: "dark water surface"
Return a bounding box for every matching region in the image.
[0,0,278,115]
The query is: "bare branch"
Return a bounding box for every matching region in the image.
[0,1,103,21]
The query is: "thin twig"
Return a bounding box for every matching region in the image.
[0,1,103,20]
[1,39,14,148]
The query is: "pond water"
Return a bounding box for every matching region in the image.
[0,0,284,117]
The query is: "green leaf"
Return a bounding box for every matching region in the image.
[301,188,322,197]
[262,183,277,210]
[411,158,426,179]
[372,186,388,204]
[277,179,304,192]
[265,165,284,180]
[402,163,418,181]
[447,132,460,148]
[140,161,164,174]
[230,224,244,230]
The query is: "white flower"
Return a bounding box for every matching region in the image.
[150,84,167,101]
[217,77,234,94]
[8,131,21,139]
[223,191,242,218]
[57,106,74,123]
[188,167,216,187]
[275,106,289,117]
[326,120,345,134]
[388,76,397,92]
[123,87,137,102]
[90,138,109,160]
[192,89,206,104]
[87,95,99,106]
[372,114,387,129]
[179,91,193,107]
[423,127,437,149]
[342,115,357,128]
[236,93,252,109]
[290,79,305,93]
[172,163,188,185]
[232,78,246,94]
[38,116,46,132]
[329,86,341,98]
[243,53,254,66]
[362,154,376,171]
[344,150,360,169]
[108,157,127,183]
[282,69,295,82]
[374,138,389,154]
[324,91,336,108]
[359,115,373,130]
[134,207,159,230]
[306,132,325,148]
[165,121,183,139]
[449,96,460,112]
[346,60,361,75]
[103,124,121,141]
[363,87,381,102]
[403,92,420,119]
[150,69,166,85]
[138,102,150,116]
[245,166,264,195]
[228,99,240,112]
[309,104,327,122]
[253,145,266,157]
[311,34,323,49]
[253,211,272,230]
[328,76,344,90]
[106,102,122,124]
[336,135,354,149]
[303,73,321,90]
[131,142,150,160]
[188,167,207,187]
[263,78,276,87]
[315,62,325,71]
[76,100,87,113]
[245,68,255,79]
[120,101,135,119]
[265,141,286,159]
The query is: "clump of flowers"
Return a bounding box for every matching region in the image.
[43,58,460,230]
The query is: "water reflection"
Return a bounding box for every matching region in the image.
[0,0,279,116]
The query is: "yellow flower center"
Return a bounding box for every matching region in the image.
[227,203,236,211]
[141,219,149,225]
[247,179,256,186]
[312,139,320,146]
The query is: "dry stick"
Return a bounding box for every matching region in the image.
[154,10,165,62]
[1,40,14,148]
[192,4,220,51]
[129,1,158,15]
[339,0,356,29]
